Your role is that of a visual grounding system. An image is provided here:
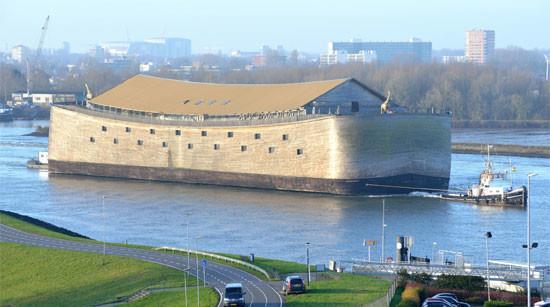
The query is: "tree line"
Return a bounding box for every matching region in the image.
[1,48,548,122]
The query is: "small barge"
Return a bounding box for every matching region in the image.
[441,145,527,207]
[27,152,48,170]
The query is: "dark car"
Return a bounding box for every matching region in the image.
[282,275,306,295]
[433,293,471,307]
[433,293,458,300]
[422,298,455,307]
[223,283,246,307]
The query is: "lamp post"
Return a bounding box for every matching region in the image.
[381,199,387,263]
[306,242,311,286]
[526,173,538,307]
[544,55,549,81]
[485,231,492,302]
[102,195,106,266]
[183,268,190,307]
[186,212,191,270]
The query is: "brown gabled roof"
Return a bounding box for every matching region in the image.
[90,75,349,115]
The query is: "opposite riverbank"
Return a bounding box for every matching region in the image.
[452,143,550,158]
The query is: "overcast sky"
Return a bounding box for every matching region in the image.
[1,0,548,54]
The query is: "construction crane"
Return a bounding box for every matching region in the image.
[26,15,50,98]
[36,15,50,58]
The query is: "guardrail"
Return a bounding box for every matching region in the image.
[154,246,272,281]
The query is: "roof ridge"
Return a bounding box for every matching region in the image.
[135,74,349,87]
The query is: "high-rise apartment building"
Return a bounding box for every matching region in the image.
[465,29,495,64]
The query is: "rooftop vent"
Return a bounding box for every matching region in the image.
[182,99,191,104]
[223,99,231,105]
[195,99,204,105]
[208,100,216,105]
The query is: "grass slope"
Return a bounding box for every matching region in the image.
[284,273,391,307]
[0,211,90,242]
[0,242,199,307]
[129,288,219,307]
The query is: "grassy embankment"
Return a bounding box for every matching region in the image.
[452,143,550,158]
[0,242,216,306]
[1,210,392,306]
[0,211,216,306]
[283,274,391,307]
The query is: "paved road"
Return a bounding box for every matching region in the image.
[0,224,283,307]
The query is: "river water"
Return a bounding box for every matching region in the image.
[1,121,549,266]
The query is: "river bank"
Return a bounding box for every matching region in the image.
[452,120,549,129]
[452,143,550,158]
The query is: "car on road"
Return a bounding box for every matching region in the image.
[422,297,456,307]
[433,293,458,300]
[535,301,550,307]
[282,275,306,295]
[427,293,471,307]
[223,283,246,307]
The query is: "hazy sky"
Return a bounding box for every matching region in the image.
[1,0,548,54]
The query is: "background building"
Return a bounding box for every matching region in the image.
[320,50,377,66]
[10,45,31,63]
[130,37,191,59]
[328,38,432,63]
[98,37,191,60]
[465,29,495,64]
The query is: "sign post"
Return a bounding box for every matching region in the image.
[363,240,376,262]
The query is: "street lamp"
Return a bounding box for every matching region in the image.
[485,231,492,302]
[183,267,190,307]
[544,55,549,81]
[381,199,387,263]
[102,195,106,266]
[526,173,538,307]
[306,242,311,286]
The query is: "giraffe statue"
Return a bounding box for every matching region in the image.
[85,83,94,100]
[380,91,391,114]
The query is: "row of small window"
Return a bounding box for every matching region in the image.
[90,137,303,155]
[101,126,289,141]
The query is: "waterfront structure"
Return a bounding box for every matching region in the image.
[328,39,432,63]
[11,91,83,106]
[465,29,495,64]
[48,75,451,195]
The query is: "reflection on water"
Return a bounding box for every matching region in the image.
[1,121,549,265]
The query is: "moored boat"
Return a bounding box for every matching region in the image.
[0,108,14,122]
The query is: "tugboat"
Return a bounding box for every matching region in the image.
[441,145,527,207]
